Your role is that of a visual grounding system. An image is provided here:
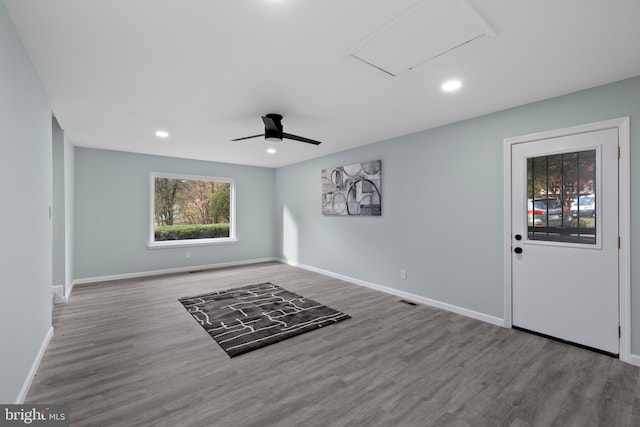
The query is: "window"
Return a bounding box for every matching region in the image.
[149,172,236,247]
[526,150,596,244]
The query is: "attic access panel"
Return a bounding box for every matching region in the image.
[347,0,495,77]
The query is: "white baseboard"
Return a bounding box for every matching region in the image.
[15,326,54,404]
[65,281,74,301]
[71,257,279,287]
[52,282,75,304]
[627,354,640,367]
[52,285,68,304]
[279,258,505,327]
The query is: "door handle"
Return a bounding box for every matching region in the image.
[514,247,523,254]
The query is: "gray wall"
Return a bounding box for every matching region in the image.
[74,148,275,280]
[0,2,53,403]
[275,75,640,352]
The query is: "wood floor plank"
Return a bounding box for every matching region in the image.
[26,262,640,426]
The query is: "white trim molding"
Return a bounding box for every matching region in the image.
[628,354,640,367]
[52,282,75,304]
[280,258,504,327]
[15,326,54,404]
[503,117,631,363]
[618,117,631,363]
[71,257,279,286]
[52,285,67,304]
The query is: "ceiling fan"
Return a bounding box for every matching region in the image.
[231,114,322,145]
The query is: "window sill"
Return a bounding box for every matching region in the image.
[147,238,238,249]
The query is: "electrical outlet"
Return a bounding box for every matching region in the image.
[400,269,407,279]
[186,251,191,258]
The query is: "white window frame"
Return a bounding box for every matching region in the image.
[148,172,237,249]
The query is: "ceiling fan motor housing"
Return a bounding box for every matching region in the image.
[264,113,283,141]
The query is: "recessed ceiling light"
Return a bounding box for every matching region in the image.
[155,130,169,138]
[441,80,462,92]
[267,148,277,154]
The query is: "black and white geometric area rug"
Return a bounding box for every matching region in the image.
[178,282,351,357]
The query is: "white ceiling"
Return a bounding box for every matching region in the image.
[5,0,640,168]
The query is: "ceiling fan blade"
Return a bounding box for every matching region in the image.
[282,132,322,145]
[231,133,264,141]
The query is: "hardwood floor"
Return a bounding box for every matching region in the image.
[27,262,640,426]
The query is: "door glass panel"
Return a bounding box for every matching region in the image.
[527,150,596,244]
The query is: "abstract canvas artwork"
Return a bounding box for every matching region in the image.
[322,160,381,216]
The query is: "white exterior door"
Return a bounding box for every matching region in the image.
[511,127,619,354]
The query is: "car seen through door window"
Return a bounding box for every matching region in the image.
[527,197,567,228]
[570,194,596,218]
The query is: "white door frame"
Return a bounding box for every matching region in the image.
[503,117,631,363]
